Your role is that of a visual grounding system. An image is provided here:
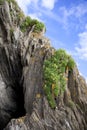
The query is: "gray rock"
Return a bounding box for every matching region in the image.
[0,1,87,130]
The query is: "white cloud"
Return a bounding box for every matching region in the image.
[17,0,40,14]
[16,0,31,14]
[16,0,58,22]
[41,0,57,10]
[17,0,30,14]
[16,0,87,31]
[71,4,87,18]
[17,0,57,14]
[59,3,87,29]
[60,3,87,19]
[75,31,87,60]
[28,13,42,21]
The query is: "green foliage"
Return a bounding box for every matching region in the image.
[0,0,4,4]
[67,56,75,70]
[20,16,32,32]
[44,84,56,108]
[31,19,45,33]
[43,49,76,108]
[20,16,45,33]
[17,11,24,20]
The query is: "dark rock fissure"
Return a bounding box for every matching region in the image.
[0,77,26,129]
[12,83,26,119]
[0,76,26,130]
[0,46,26,129]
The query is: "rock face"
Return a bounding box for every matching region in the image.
[0,1,87,130]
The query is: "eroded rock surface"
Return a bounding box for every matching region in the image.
[0,1,87,130]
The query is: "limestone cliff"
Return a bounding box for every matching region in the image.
[0,1,87,130]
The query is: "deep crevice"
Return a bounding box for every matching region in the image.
[12,83,26,119]
[2,83,26,130]
[0,47,26,129]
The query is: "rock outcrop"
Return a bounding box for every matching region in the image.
[0,0,87,130]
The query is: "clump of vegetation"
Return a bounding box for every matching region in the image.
[1,0,45,33]
[0,0,4,4]
[43,49,75,108]
[20,16,45,33]
[17,11,24,21]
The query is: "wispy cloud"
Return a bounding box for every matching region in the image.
[17,0,58,21]
[29,12,42,21]
[41,0,57,10]
[17,0,31,14]
[17,0,87,31]
[58,3,87,29]
[17,0,57,13]
[75,31,87,60]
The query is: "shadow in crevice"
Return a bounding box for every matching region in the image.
[12,83,26,119]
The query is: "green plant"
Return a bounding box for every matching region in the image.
[43,49,76,108]
[0,0,4,4]
[20,16,45,33]
[67,56,75,70]
[44,84,56,108]
[20,16,32,32]
[17,11,24,20]
[31,19,45,33]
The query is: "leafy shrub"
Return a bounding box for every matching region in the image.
[67,56,75,70]
[20,16,45,33]
[43,49,75,108]
[44,84,56,108]
[31,19,45,33]
[20,16,32,32]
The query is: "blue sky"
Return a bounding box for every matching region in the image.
[17,0,87,82]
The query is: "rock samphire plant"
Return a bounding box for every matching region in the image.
[43,49,75,108]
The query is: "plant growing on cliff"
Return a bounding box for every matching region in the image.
[43,49,75,108]
[17,11,24,20]
[0,0,4,4]
[20,16,45,33]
